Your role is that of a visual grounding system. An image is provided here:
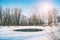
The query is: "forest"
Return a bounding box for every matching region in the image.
[0,6,59,26]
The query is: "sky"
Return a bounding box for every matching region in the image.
[0,0,60,17]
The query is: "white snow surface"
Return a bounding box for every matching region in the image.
[0,26,60,40]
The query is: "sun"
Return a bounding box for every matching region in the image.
[40,2,53,12]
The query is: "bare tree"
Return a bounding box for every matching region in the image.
[31,13,38,25]
[13,7,21,25]
[29,7,39,26]
[20,15,28,25]
[28,7,45,26]
[2,8,11,26]
[48,8,58,26]
[0,6,2,25]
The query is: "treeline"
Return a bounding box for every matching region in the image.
[0,6,45,26]
[0,7,22,26]
[0,6,58,26]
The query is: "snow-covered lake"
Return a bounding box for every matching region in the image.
[0,26,60,40]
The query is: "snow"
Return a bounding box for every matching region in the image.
[0,26,60,40]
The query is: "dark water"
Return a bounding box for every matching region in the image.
[13,29,43,32]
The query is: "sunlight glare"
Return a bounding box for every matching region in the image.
[41,2,53,12]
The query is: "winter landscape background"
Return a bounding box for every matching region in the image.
[0,0,60,40]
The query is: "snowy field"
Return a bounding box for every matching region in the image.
[0,26,60,40]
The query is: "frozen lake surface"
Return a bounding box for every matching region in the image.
[0,26,60,40]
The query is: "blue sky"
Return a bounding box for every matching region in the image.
[1,0,60,7]
[1,0,40,8]
[0,0,60,16]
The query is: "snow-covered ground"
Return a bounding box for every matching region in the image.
[0,26,60,40]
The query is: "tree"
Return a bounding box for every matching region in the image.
[32,14,38,25]
[3,8,10,26]
[2,8,12,26]
[52,9,58,25]
[0,6,2,25]
[13,7,21,25]
[20,15,28,25]
[29,7,43,26]
[48,8,58,26]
